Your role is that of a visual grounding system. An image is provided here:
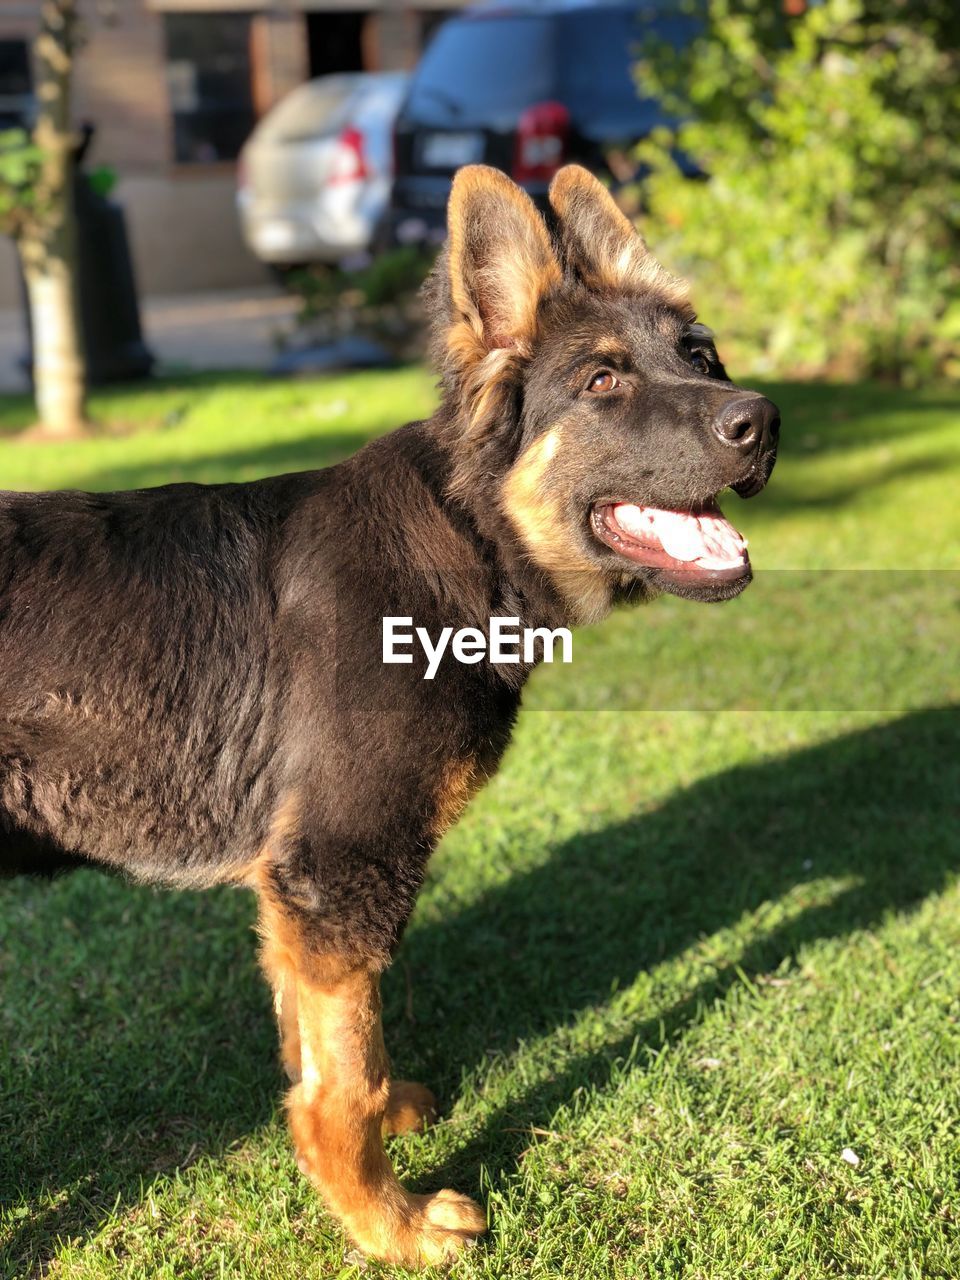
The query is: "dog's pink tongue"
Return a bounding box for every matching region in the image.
[614,504,706,562]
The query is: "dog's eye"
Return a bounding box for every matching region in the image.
[587,371,619,394]
[690,351,712,375]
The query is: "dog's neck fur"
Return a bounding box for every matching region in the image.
[343,411,576,693]
[425,407,578,637]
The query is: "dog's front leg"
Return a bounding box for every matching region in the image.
[259,905,438,1133]
[285,955,485,1266]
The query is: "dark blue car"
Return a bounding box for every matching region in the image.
[387,0,697,247]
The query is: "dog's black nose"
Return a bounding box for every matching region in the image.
[713,396,780,453]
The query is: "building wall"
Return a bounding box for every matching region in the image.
[0,173,263,309]
[81,3,270,296]
[74,0,172,174]
[114,173,268,295]
[0,1,458,310]
[0,3,300,307]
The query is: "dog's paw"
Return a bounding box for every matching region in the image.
[347,1188,486,1267]
[411,1189,487,1265]
[382,1080,438,1136]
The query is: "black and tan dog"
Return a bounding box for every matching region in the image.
[0,166,778,1265]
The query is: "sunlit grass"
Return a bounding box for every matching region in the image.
[1,371,958,1278]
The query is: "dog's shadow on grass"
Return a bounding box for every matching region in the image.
[0,876,277,1275]
[390,703,960,1190]
[3,704,958,1275]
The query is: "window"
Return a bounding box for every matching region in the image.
[0,39,33,129]
[163,14,255,164]
[305,12,367,79]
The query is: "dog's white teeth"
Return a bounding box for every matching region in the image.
[694,554,743,570]
[612,503,653,539]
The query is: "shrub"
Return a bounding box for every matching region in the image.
[632,0,960,380]
[285,248,437,359]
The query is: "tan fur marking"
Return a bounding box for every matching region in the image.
[501,427,612,625]
[431,756,486,840]
[249,792,306,1082]
[447,165,561,361]
[383,1080,438,1137]
[443,166,562,441]
[549,165,692,312]
[286,954,486,1264]
[465,347,517,435]
[257,888,304,1084]
[251,833,484,1265]
[238,790,303,890]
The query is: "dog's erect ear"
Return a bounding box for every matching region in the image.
[549,165,688,307]
[447,165,561,360]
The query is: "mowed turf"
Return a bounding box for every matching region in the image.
[1,372,958,1279]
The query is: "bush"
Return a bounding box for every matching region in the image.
[284,247,437,359]
[632,0,960,380]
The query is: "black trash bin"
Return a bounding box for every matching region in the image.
[23,128,154,385]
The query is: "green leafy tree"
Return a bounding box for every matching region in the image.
[633,0,960,379]
[0,0,88,437]
[0,130,43,237]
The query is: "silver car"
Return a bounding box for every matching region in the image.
[237,72,408,267]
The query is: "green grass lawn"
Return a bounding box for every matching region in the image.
[1,371,958,1279]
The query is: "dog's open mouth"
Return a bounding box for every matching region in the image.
[591,500,750,586]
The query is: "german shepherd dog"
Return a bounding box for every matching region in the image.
[0,166,778,1265]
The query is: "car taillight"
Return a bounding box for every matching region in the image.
[329,126,368,185]
[512,101,569,183]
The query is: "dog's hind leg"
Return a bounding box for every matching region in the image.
[257,892,485,1266]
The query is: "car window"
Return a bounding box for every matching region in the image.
[559,9,697,113]
[406,16,555,116]
[257,75,363,143]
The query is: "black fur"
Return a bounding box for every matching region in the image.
[1,166,778,975]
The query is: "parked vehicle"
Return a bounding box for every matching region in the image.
[238,72,408,268]
[387,0,697,247]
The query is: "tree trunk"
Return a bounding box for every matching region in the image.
[20,0,89,439]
